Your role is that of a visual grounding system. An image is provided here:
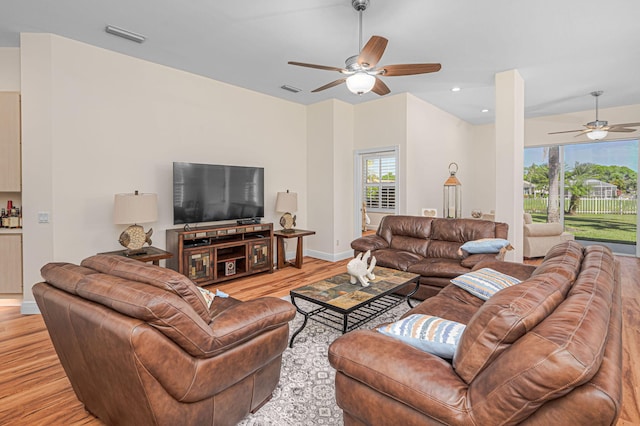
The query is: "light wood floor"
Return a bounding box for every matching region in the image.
[1,256,638,425]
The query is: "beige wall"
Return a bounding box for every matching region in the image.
[406,93,475,218]
[306,99,355,261]
[0,48,20,91]
[18,34,307,311]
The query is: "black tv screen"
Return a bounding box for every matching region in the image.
[173,162,264,225]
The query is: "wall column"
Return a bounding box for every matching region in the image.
[495,70,524,262]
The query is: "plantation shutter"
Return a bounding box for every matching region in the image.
[363,151,397,213]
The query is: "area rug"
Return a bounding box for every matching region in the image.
[238,299,413,426]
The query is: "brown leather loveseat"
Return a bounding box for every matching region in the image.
[33,254,296,426]
[329,241,622,425]
[351,215,510,299]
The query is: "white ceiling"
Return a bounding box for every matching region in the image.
[1,0,639,125]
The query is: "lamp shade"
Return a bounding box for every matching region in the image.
[346,72,376,95]
[275,191,298,213]
[114,191,158,224]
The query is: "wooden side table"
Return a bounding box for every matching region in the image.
[274,229,316,269]
[99,246,173,266]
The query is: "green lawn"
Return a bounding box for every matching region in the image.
[530,213,637,244]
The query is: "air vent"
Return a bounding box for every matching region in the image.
[281,85,301,93]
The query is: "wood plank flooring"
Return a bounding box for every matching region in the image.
[1,256,638,425]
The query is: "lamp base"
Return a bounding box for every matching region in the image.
[119,224,153,252]
[279,212,297,232]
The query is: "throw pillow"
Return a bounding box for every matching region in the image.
[198,287,215,308]
[378,314,466,359]
[451,267,521,300]
[457,238,513,256]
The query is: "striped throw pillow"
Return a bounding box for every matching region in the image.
[451,268,521,300]
[378,314,466,359]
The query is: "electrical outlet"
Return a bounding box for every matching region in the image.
[336,239,340,246]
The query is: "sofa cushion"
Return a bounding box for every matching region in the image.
[453,270,574,383]
[372,249,423,271]
[75,273,294,358]
[531,240,584,281]
[406,284,484,324]
[450,268,521,301]
[425,240,464,260]
[408,258,470,278]
[378,314,466,359]
[81,255,211,323]
[40,262,99,295]
[430,218,500,243]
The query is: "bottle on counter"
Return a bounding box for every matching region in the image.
[0,208,7,228]
[7,207,20,228]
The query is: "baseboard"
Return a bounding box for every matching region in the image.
[306,249,353,263]
[21,300,41,315]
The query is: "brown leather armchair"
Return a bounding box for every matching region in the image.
[33,254,296,426]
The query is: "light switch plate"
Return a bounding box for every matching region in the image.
[38,211,50,223]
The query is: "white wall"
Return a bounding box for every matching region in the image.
[306,99,354,261]
[19,34,307,311]
[406,93,475,218]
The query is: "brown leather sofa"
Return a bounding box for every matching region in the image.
[329,241,622,425]
[351,215,510,299]
[33,254,296,426]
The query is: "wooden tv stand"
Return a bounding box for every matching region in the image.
[166,222,273,286]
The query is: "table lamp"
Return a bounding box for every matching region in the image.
[113,190,158,255]
[275,190,297,233]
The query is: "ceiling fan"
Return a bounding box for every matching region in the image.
[288,0,441,96]
[548,91,640,140]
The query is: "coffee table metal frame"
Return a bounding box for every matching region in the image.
[288,268,419,347]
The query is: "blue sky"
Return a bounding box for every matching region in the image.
[524,139,639,172]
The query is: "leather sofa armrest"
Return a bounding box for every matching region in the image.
[209,297,296,353]
[471,260,537,281]
[329,330,469,424]
[351,234,389,253]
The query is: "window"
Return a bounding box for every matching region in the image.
[363,151,397,212]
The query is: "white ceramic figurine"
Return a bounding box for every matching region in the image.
[347,250,377,287]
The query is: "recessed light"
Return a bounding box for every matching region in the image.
[451,87,461,92]
[481,109,489,113]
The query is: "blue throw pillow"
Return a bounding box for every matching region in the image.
[459,238,512,255]
[378,314,466,359]
[450,267,521,300]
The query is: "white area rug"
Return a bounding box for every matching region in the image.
[238,299,413,426]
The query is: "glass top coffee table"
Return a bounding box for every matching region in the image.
[288,266,420,347]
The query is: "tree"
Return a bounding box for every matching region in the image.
[547,146,560,223]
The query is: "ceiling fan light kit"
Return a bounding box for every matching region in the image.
[288,0,441,96]
[346,72,376,94]
[549,90,639,140]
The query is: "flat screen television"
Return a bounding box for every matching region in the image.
[173,162,264,225]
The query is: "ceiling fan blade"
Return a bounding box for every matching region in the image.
[380,63,442,76]
[372,77,391,96]
[311,78,347,93]
[609,122,640,129]
[608,128,638,133]
[548,129,583,135]
[357,36,388,68]
[288,61,345,73]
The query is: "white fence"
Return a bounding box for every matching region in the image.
[524,197,637,215]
